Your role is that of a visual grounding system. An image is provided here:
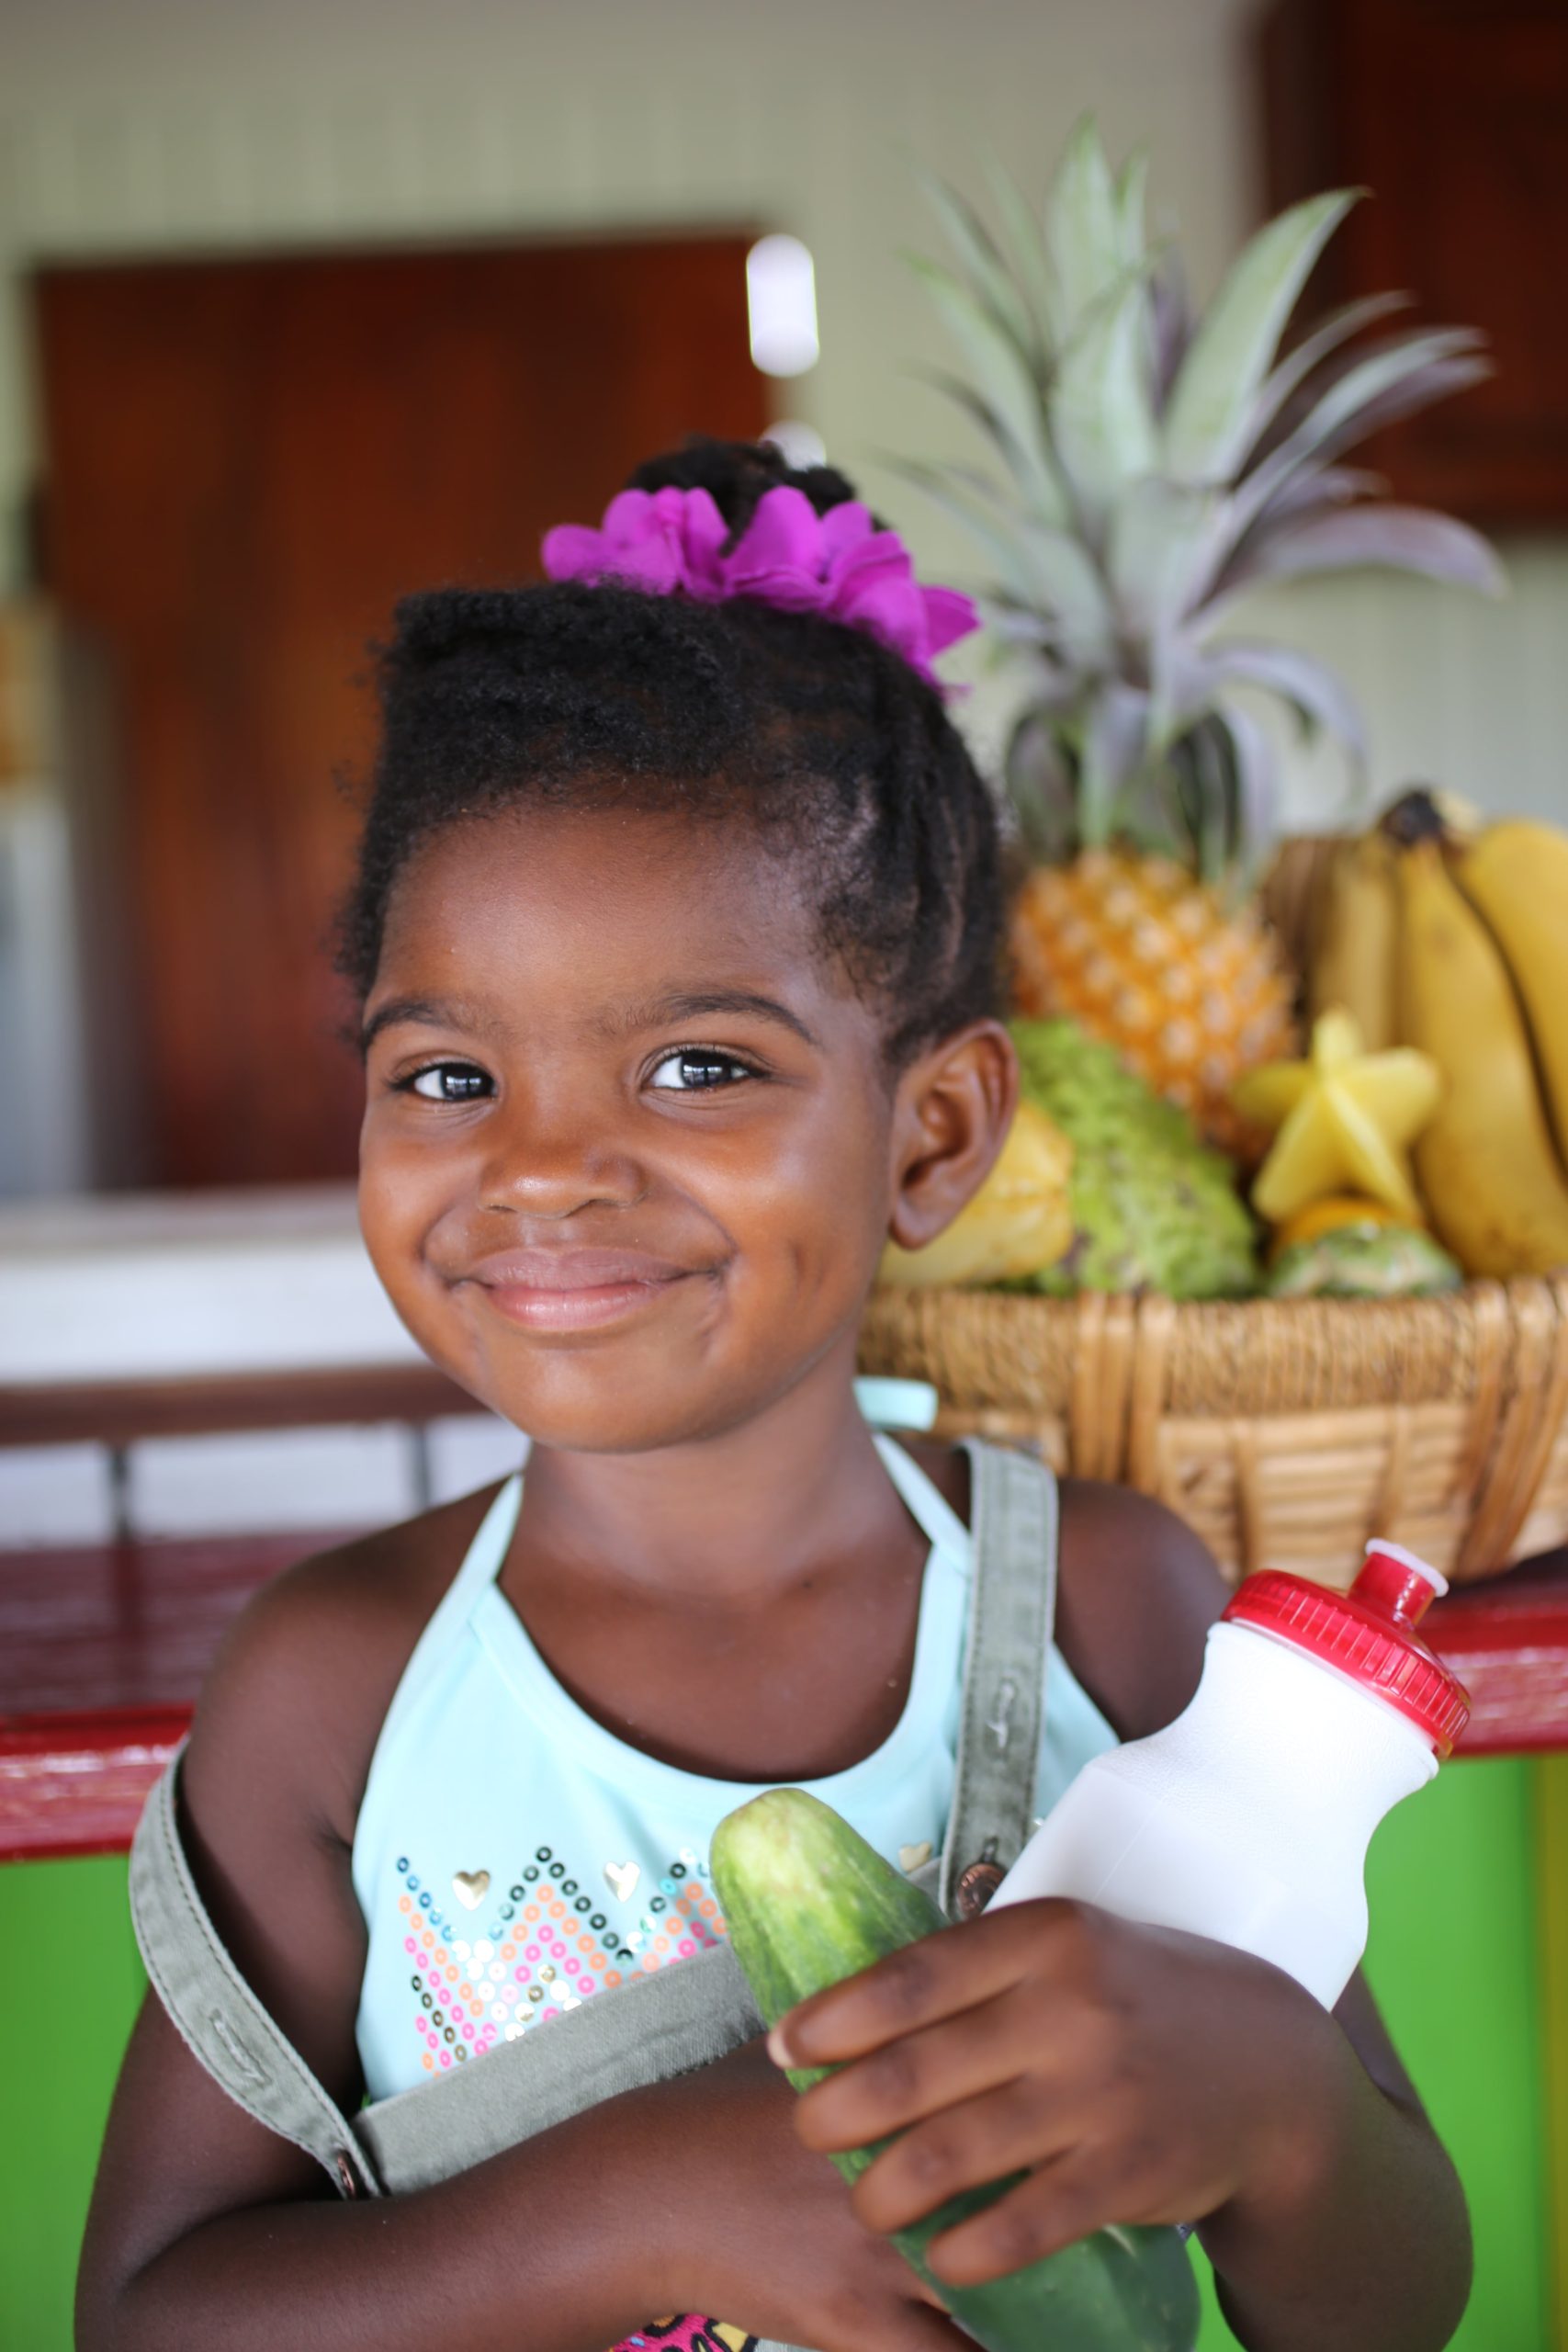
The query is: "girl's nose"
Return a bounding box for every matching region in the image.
[476,1100,646,1218]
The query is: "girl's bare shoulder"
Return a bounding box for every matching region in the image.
[898,1435,1226,1744]
[181,1482,502,1853]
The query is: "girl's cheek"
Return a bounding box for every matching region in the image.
[750,1141,890,1297]
[358,1148,439,1285]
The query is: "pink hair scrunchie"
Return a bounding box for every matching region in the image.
[542,483,978,694]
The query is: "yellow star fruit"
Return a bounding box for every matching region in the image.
[1233,1009,1441,1226]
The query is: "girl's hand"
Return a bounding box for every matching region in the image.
[651,2036,973,2352]
[769,1899,1354,2290]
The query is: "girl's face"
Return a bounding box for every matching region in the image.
[358,805,999,1454]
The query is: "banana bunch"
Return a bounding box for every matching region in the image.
[1309,791,1568,1278]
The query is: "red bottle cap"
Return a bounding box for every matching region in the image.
[1222,1541,1470,1758]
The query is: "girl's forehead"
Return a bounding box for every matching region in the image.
[372,804,867,1036]
[383,803,805,955]
[399,797,789,892]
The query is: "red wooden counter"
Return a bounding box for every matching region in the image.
[4,1530,1566,1863]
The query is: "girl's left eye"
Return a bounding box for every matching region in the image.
[648,1049,758,1093]
[403,1062,493,1102]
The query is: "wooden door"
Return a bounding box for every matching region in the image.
[35,238,769,1185]
[1258,0,1568,524]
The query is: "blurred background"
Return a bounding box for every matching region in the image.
[0,0,1563,1202]
[0,3,1564,2346]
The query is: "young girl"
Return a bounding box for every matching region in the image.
[78,439,1469,2352]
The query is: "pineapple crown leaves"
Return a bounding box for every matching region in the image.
[898,119,1506,883]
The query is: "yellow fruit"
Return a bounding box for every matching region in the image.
[1232,1009,1440,1226]
[1010,850,1297,1156]
[1268,1195,1411,1264]
[878,1100,1074,1288]
[1454,820,1568,1168]
[1309,831,1398,1051]
[1395,839,1568,1277]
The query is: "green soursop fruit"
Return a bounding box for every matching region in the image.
[1266,1223,1461,1300]
[1012,1019,1258,1299]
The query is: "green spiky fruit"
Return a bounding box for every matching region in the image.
[1265,1223,1461,1300]
[1012,1019,1258,1298]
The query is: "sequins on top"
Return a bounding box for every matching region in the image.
[396,1838,726,2072]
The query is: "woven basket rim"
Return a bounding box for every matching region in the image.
[860,1274,1568,1417]
[859,1274,1568,1581]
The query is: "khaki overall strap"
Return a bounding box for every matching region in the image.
[129,1439,1061,2212]
[936,1438,1058,1917]
[358,1939,761,2193]
[129,1743,384,2198]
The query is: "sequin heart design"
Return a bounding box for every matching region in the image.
[452,1869,491,1910]
[898,1841,932,1873]
[604,1860,640,1903]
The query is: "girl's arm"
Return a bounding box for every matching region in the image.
[1200,1964,1471,2351]
[77,1534,964,2352]
[768,1482,1472,2352]
[81,1989,693,2351]
[76,1544,666,2351]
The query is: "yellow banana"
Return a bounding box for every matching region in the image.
[1309,830,1398,1050]
[1454,820,1568,1170]
[1394,837,1568,1277]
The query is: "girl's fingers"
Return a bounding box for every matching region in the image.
[923,2154,1139,2290]
[795,1982,1052,2154]
[848,2073,1081,2235]
[924,2158,1110,2287]
[771,1899,1078,2067]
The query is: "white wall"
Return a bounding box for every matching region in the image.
[0,0,1562,827]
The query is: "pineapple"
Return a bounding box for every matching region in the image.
[1010,850,1293,1142]
[903,122,1502,1152]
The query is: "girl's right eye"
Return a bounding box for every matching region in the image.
[400,1062,493,1103]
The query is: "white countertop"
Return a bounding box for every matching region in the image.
[0,1184,423,1385]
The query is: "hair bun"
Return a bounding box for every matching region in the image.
[626,435,863,540]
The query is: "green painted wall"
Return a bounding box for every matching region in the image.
[1198,1756,1551,2351]
[0,1760,1553,2350]
[0,1852,146,2351]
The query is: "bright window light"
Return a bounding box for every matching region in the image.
[747,234,819,378]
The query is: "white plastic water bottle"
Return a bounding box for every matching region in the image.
[988,1542,1470,2007]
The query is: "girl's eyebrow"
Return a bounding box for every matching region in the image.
[358,988,820,1057]
[359,995,481,1054]
[598,989,820,1049]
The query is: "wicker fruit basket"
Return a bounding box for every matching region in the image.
[858,841,1568,1588]
[860,1278,1568,1587]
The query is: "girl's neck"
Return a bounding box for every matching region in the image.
[508,1342,914,1613]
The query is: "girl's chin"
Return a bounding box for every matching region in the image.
[467,1359,840,1459]
[448,1335,741,1453]
[397,1272,872,1453]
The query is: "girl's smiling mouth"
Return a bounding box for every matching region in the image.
[462,1245,706,1333]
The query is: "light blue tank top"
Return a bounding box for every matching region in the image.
[352,1434,1118,2104]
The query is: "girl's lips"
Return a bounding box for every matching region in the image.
[460,1249,699,1334]
[474,1274,689,1332]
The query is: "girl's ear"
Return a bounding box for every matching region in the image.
[886,1019,1019,1252]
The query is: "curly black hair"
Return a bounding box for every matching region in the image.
[339,437,1005,1069]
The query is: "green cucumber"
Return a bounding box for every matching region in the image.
[710,1787,1198,2352]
